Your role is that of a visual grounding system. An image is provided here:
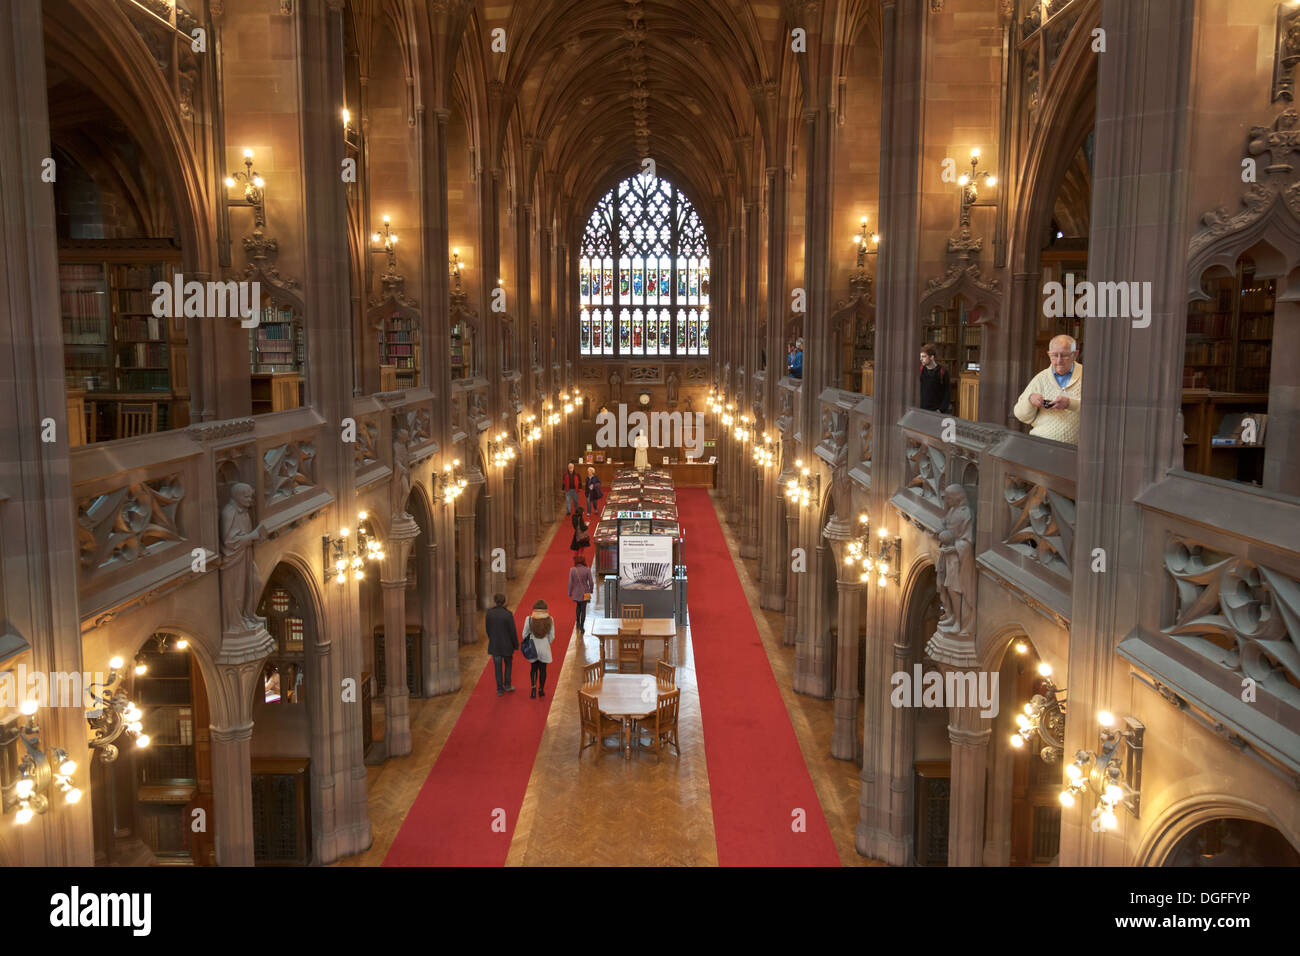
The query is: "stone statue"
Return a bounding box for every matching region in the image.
[666,370,680,406]
[634,430,650,472]
[829,412,852,534]
[392,426,411,519]
[935,484,976,638]
[609,370,622,403]
[776,392,794,478]
[219,482,267,635]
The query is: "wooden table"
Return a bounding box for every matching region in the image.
[591,616,677,665]
[592,674,659,759]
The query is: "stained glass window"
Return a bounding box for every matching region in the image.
[578,172,710,356]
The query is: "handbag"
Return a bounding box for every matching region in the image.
[520,634,538,662]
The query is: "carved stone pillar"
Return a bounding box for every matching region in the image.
[783,507,800,646]
[831,542,865,761]
[209,630,275,866]
[945,694,991,868]
[740,463,759,559]
[378,514,419,758]
[503,467,518,578]
[424,535,460,695]
[455,485,479,644]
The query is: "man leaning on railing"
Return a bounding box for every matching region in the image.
[1013,334,1082,445]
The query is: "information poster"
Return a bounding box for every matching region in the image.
[618,534,674,590]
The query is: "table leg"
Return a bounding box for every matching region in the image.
[623,718,631,760]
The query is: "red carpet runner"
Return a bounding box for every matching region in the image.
[383,504,595,866]
[676,488,842,866]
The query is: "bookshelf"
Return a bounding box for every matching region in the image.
[58,245,188,440]
[380,311,420,388]
[250,302,302,373]
[451,317,475,380]
[923,297,981,418]
[1038,246,1087,360]
[132,639,197,862]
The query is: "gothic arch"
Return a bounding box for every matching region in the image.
[1137,794,1300,867]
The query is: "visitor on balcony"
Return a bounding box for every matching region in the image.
[788,338,803,379]
[918,343,951,413]
[1014,334,1082,445]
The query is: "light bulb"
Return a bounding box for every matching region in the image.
[176,638,188,650]
[65,788,82,805]
[1058,791,1075,808]
[252,176,265,188]
[970,147,980,158]
[243,148,254,158]
[985,176,996,187]
[109,655,124,670]
[16,779,34,799]
[1010,735,1024,748]
[877,576,887,588]
[859,513,868,524]
[1065,762,1082,781]
[134,663,147,676]
[335,559,346,571]
[958,174,969,186]
[1105,784,1123,804]
[1013,642,1027,656]
[340,527,350,538]
[15,806,34,825]
[859,572,869,583]
[58,757,76,776]
[372,233,381,243]
[1038,662,1053,678]
[1097,710,1114,728]
[1101,809,1118,830]
[341,108,350,125]
[878,563,888,575]
[354,570,365,581]
[20,699,37,716]
[878,527,888,538]
[1016,714,1030,730]
[136,734,151,748]
[224,176,236,188]
[359,510,368,521]
[1023,703,1034,715]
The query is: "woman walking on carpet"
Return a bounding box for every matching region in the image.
[522,600,556,698]
[569,554,595,635]
[570,508,590,556]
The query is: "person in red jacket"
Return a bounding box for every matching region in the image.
[561,460,581,514]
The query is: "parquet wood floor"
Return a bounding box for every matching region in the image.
[333,495,880,866]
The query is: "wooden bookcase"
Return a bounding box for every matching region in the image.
[913,761,951,867]
[380,311,420,388]
[250,757,311,866]
[923,298,981,418]
[1037,246,1087,360]
[58,243,188,440]
[132,640,197,863]
[374,625,422,697]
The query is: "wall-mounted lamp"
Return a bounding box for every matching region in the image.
[224,149,267,234]
[450,248,464,294]
[785,459,819,507]
[1010,656,1066,763]
[489,432,516,468]
[1059,711,1144,832]
[322,512,384,585]
[752,432,776,468]
[853,215,881,270]
[86,656,150,762]
[2,702,81,824]
[436,459,467,506]
[732,414,752,445]
[371,215,399,276]
[842,513,900,587]
[956,149,997,227]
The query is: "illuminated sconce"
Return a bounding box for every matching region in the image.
[224,149,268,236]
[436,459,467,506]
[489,432,517,468]
[2,701,81,824]
[1010,657,1066,763]
[752,432,776,468]
[853,215,881,270]
[523,414,542,444]
[1059,711,1144,833]
[956,148,997,227]
[86,655,151,762]
[322,512,385,585]
[371,214,399,276]
[450,248,464,294]
[872,524,901,588]
[785,458,819,507]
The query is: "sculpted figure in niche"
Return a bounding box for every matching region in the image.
[830,412,851,523]
[392,426,411,519]
[665,370,680,406]
[935,484,976,638]
[609,370,622,403]
[220,482,267,635]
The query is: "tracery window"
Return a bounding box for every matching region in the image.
[578,172,710,357]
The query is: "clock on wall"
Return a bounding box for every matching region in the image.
[638,391,651,406]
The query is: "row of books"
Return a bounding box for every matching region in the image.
[116,288,157,314]
[1184,341,1232,365]
[256,324,295,341]
[385,330,415,343]
[1240,314,1274,339]
[1186,312,1233,337]
[386,344,414,356]
[118,369,171,390]
[117,342,168,367]
[117,315,167,341]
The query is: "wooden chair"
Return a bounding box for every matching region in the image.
[620,603,644,632]
[656,660,675,692]
[582,660,604,687]
[617,635,644,674]
[638,688,680,757]
[117,401,157,439]
[578,690,621,756]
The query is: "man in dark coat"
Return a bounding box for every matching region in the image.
[485,592,518,696]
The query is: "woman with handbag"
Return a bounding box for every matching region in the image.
[568,554,595,634]
[570,509,590,556]
[521,600,556,698]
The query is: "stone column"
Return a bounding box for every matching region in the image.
[456,482,481,644]
[423,533,460,695]
[0,0,93,866]
[946,696,991,868]
[831,543,865,761]
[209,630,275,866]
[378,514,419,758]
[783,506,800,646]
[740,462,759,560]
[503,467,518,578]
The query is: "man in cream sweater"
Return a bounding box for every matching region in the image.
[1013,335,1082,444]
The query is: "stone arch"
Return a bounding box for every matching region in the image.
[1138,795,1300,867]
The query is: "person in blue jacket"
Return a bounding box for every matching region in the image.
[788,338,804,379]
